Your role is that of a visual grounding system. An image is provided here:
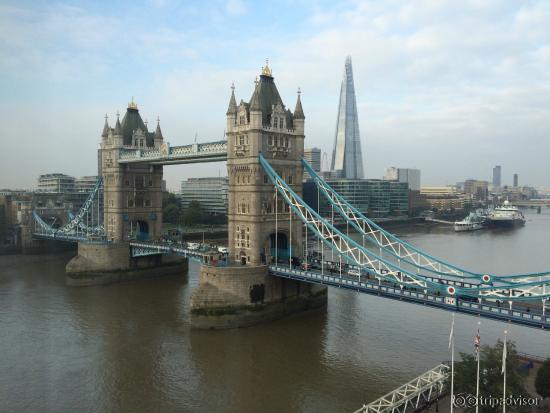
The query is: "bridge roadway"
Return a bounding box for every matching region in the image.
[269,265,550,330]
[126,240,550,329]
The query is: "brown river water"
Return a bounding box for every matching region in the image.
[1,209,549,412]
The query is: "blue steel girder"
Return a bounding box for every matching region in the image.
[260,153,550,302]
[129,241,215,264]
[118,141,227,165]
[269,266,550,329]
[32,176,105,241]
[302,157,550,285]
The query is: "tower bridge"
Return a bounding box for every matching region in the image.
[31,62,550,330]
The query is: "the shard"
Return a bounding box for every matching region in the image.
[330,56,364,179]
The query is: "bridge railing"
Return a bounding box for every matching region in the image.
[118,140,227,164]
[268,266,550,329]
[353,364,449,413]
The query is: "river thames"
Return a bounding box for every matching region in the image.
[1,210,549,412]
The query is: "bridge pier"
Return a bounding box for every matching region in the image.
[190,264,327,329]
[65,242,188,286]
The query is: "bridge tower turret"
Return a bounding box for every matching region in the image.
[226,63,305,265]
[100,101,163,242]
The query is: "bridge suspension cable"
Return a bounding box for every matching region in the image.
[32,177,105,241]
[302,157,550,285]
[260,153,550,301]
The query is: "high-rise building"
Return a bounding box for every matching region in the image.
[492,165,502,188]
[330,56,364,179]
[384,167,421,191]
[464,179,489,201]
[303,147,321,180]
[513,174,518,187]
[180,177,229,215]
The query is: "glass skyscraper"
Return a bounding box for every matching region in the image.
[330,56,364,179]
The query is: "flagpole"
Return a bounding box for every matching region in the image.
[475,321,481,413]
[450,313,455,413]
[503,330,508,413]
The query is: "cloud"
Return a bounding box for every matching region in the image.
[225,0,246,16]
[1,0,550,190]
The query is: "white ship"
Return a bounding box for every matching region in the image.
[454,212,485,232]
[487,200,525,228]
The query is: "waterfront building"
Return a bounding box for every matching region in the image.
[75,176,98,193]
[464,179,489,202]
[312,179,409,218]
[180,177,229,215]
[492,165,502,188]
[421,186,466,211]
[330,56,364,179]
[384,167,421,191]
[37,173,76,193]
[513,173,519,187]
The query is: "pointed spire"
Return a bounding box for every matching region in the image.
[155,116,163,139]
[250,81,261,111]
[102,114,110,137]
[114,111,122,135]
[226,82,237,115]
[294,88,305,119]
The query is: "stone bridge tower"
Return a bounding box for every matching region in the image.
[226,63,305,265]
[100,101,164,242]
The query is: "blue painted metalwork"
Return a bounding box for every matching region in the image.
[129,241,228,266]
[32,177,106,242]
[302,157,550,284]
[260,153,550,301]
[269,266,550,330]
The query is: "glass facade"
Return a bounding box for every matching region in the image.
[304,179,409,219]
[330,56,364,179]
[180,177,228,215]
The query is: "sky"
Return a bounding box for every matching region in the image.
[1,0,550,191]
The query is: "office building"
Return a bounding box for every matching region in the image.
[464,179,489,202]
[330,56,364,179]
[303,147,322,180]
[313,179,408,218]
[384,167,421,191]
[180,177,228,215]
[513,174,518,187]
[492,165,502,188]
[37,174,76,193]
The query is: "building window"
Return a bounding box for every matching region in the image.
[280,118,284,128]
[135,197,144,207]
[284,137,289,147]
[125,179,130,186]
[148,178,153,186]
[127,198,134,207]
[239,136,245,145]
[145,199,152,207]
[263,174,268,184]
[288,174,293,184]
[268,136,273,146]
[274,117,278,128]
[240,115,245,125]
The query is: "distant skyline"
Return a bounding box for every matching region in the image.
[1,0,550,191]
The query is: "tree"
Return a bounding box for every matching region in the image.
[181,200,203,226]
[163,204,180,225]
[454,340,530,413]
[535,358,550,398]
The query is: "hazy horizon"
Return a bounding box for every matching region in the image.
[1,0,549,191]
